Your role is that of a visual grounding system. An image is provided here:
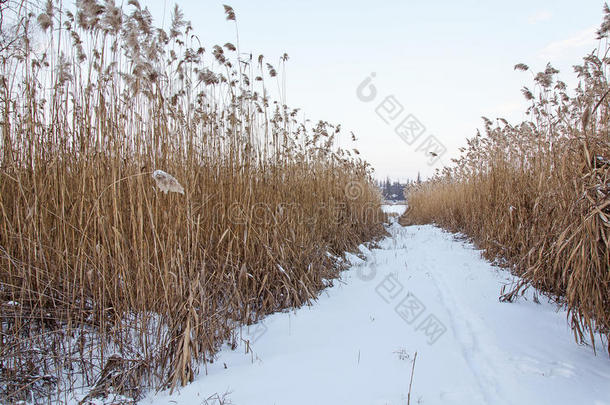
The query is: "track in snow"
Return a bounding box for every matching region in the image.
[145,205,610,405]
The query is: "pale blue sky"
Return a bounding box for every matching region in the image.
[142,0,607,181]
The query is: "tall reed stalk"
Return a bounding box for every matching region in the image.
[0,1,385,402]
[404,6,610,355]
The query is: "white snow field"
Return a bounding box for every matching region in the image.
[145,205,610,405]
[380,203,407,216]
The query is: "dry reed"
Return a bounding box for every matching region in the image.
[403,6,610,354]
[0,1,385,402]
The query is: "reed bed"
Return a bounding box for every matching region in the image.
[0,1,385,402]
[403,8,610,354]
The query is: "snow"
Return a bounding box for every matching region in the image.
[144,207,610,405]
[382,203,407,216]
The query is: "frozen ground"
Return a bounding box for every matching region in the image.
[144,205,610,405]
[381,203,407,216]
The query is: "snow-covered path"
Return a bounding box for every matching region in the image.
[146,206,610,405]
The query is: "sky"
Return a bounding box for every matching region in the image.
[141,0,607,181]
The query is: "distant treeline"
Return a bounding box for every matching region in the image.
[377,174,421,200]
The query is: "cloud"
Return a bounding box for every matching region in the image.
[528,10,552,24]
[538,25,598,60]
